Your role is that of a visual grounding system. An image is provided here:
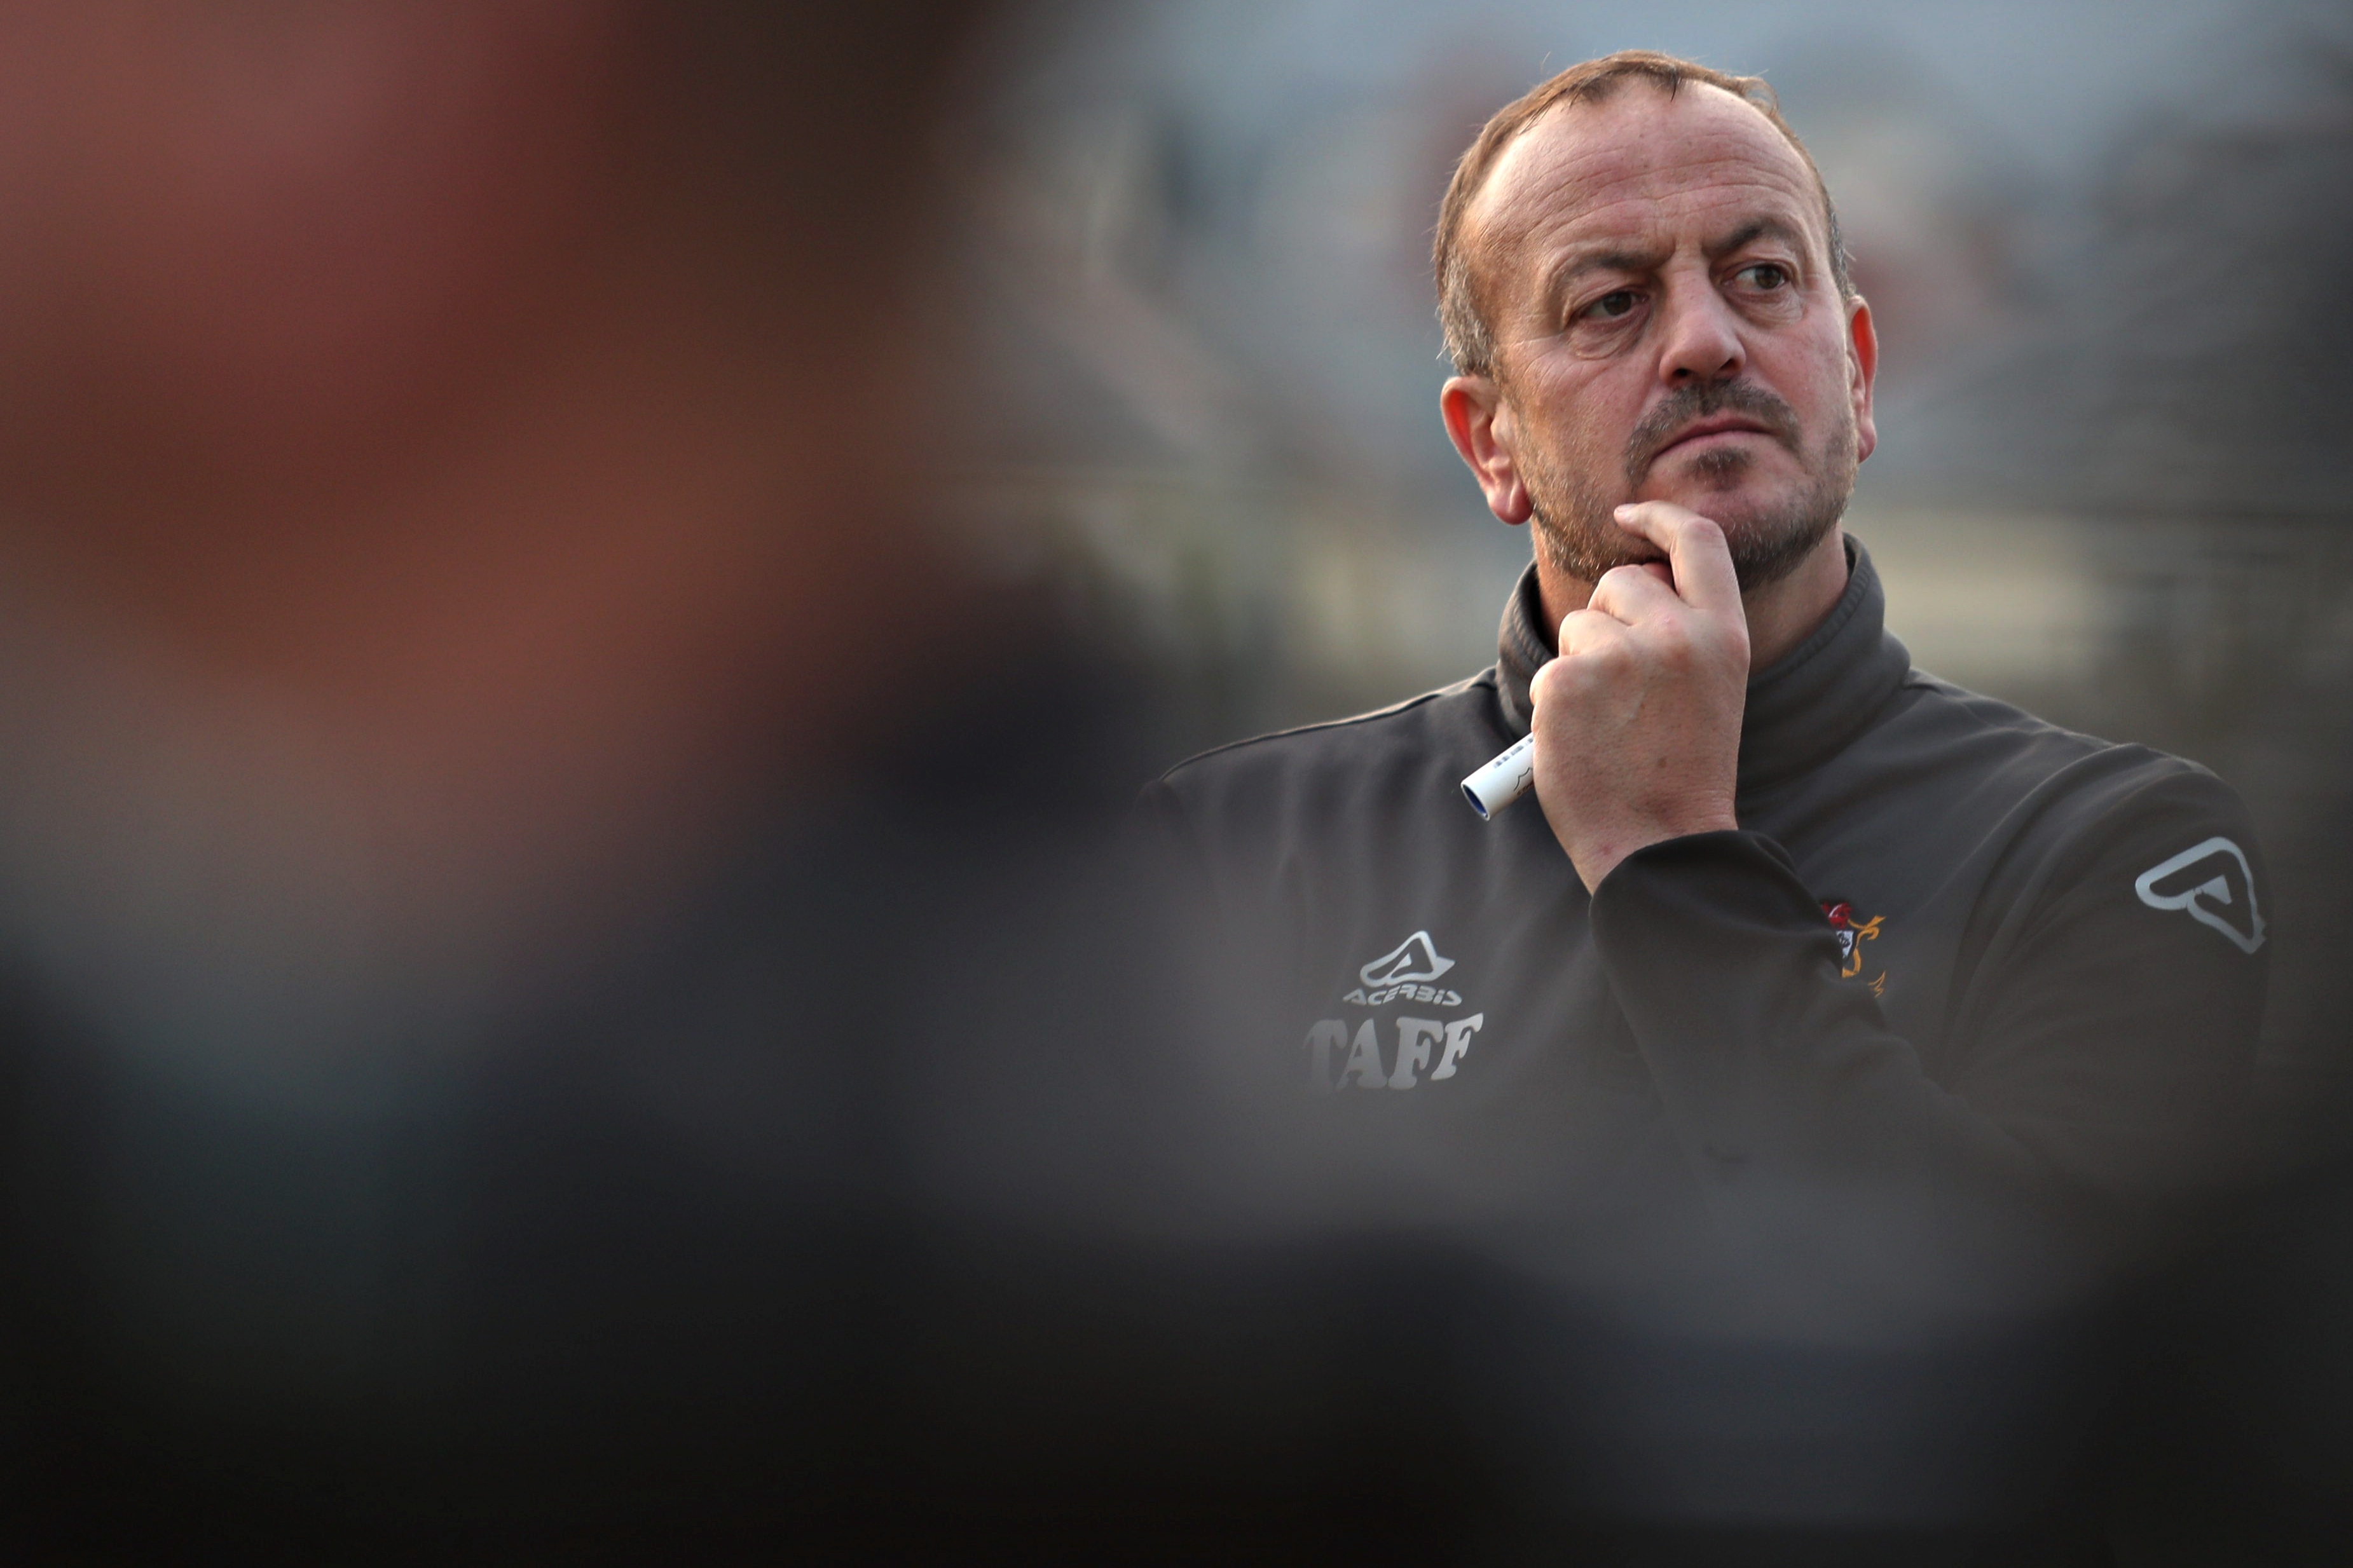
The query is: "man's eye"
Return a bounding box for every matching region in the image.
[1738,262,1792,290]
[1584,289,1639,320]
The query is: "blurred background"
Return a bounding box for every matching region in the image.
[948,0,2353,1153]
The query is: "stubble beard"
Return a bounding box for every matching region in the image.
[1520,379,1858,593]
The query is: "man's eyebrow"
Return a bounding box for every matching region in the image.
[1707,217,1809,259]
[1554,242,1666,278]
[1535,240,1670,313]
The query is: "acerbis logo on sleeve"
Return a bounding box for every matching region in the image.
[2135,836,2265,954]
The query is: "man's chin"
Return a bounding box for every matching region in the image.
[1527,451,1849,589]
[1613,481,1845,590]
[1633,467,1800,529]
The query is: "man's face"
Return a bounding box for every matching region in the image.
[1461,83,1876,588]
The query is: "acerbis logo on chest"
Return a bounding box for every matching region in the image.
[1340,930,1465,1008]
[1308,931,1486,1091]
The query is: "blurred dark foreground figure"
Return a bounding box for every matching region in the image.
[0,1,1437,1558]
[1149,51,2281,1562]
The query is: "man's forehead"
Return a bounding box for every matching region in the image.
[1469,82,1822,264]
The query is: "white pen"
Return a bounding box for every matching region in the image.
[1460,732,1535,821]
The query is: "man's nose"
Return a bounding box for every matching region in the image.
[1655,280,1745,386]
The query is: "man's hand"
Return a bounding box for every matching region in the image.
[1530,501,1750,891]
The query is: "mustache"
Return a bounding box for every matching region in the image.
[1624,380,1804,483]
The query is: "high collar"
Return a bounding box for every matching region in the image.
[1492,535,1912,795]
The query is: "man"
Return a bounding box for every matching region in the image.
[1147,51,2268,1544]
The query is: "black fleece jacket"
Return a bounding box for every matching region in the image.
[1145,539,2268,1319]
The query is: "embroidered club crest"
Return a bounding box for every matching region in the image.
[1822,901,1888,997]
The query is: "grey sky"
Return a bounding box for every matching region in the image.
[1020,0,2353,183]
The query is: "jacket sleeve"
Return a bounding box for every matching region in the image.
[1587,768,2266,1309]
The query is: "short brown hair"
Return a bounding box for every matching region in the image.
[1433,50,1852,378]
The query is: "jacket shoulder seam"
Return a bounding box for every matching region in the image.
[1157,671,1498,782]
[1898,668,2214,777]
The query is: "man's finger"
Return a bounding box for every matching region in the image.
[1556,606,1629,659]
[1613,501,1741,613]
[1586,561,1683,625]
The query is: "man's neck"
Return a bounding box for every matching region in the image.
[1536,522,1850,674]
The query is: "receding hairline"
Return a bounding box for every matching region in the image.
[1463,78,1813,257]
[1435,53,1853,379]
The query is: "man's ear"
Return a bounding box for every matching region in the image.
[1440,374,1532,524]
[1846,295,1879,463]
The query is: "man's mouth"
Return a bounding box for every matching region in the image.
[1654,414,1775,457]
[1621,381,1805,485]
